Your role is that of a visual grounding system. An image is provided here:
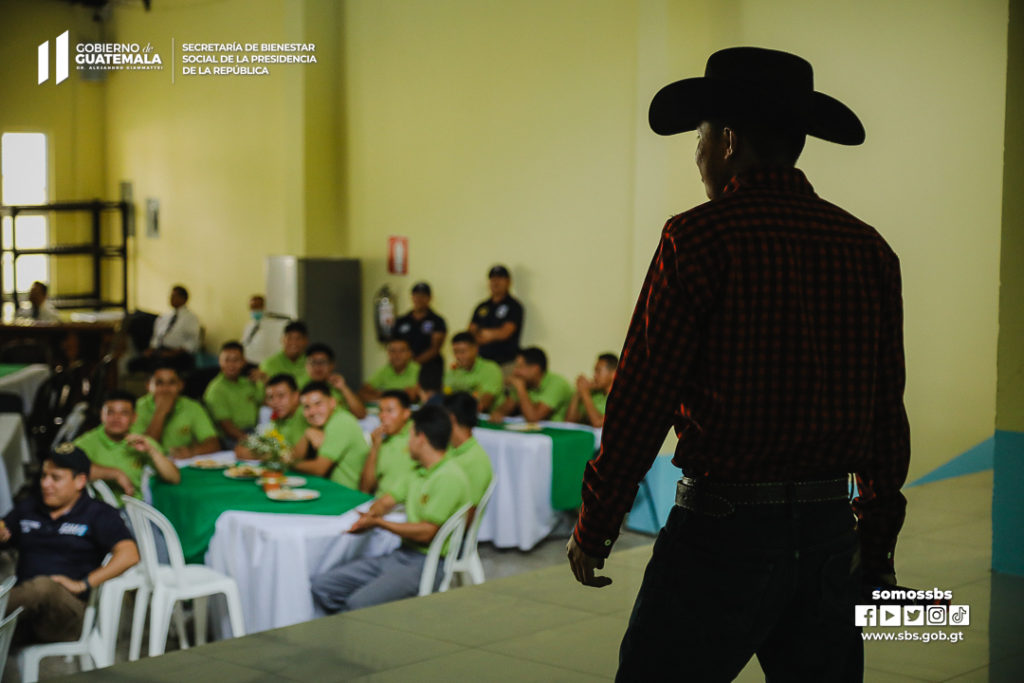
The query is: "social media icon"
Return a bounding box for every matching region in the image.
[948,605,970,626]
[854,605,876,627]
[880,606,901,626]
[903,606,924,626]
[926,605,948,625]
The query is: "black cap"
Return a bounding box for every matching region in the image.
[49,442,92,477]
[411,282,432,295]
[488,265,510,279]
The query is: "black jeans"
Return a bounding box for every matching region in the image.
[617,499,863,682]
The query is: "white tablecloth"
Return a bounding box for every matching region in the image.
[0,414,30,515]
[206,506,402,633]
[0,364,49,415]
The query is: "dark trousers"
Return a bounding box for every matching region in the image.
[6,576,86,645]
[617,499,863,682]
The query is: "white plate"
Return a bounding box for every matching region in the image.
[223,465,264,480]
[505,422,542,432]
[266,488,320,502]
[255,476,306,488]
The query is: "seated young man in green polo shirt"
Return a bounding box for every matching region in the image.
[444,331,503,413]
[203,340,262,448]
[289,381,369,490]
[566,352,617,427]
[255,320,310,388]
[305,342,367,418]
[310,404,470,613]
[489,346,573,423]
[131,363,220,459]
[75,390,181,498]
[235,373,308,460]
[359,390,417,511]
[443,392,494,517]
[358,338,420,403]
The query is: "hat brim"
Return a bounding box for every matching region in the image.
[648,77,865,145]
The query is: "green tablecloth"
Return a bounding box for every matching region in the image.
[150,468,373,564]
[0,363,29,378]
[477,422,597,510]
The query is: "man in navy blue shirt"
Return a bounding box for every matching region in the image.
[1,444,138,644]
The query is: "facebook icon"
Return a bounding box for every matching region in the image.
[854,605,877,627]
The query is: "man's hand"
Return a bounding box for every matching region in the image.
[153,394,175,414]
[305,427,325,449]
[0,520,10,543]
[235,444,254,460]
[576,374,593,393]
[50,574,88,595]
[125,433,156,457]
[114,471,136,497]
[329,373,347,391]
[567,535,612,588]
[168,446,192,460]
[348,513,378,534]
[249,368,268,384]
[370,425,386,448]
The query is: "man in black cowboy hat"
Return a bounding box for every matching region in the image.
[567,47,909,681]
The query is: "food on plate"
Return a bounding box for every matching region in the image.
[223,464,264,479]
[266,488,320,501]
[190,459,228,469]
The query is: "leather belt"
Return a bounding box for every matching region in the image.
[675,475,850,518]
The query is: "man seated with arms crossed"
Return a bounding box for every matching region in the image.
[305,342,367,418]
[1,445,139,644]
[310,405,469,613]
[256,320,310,387]
[204,341,262,448]
[359,390,418,514]
[443,392,494,513]
[131,362,220,460]
[358,338,420,403]
[490,346,573,423]
[289,381,369,490]
[566,353,617,428]
[444,331,503,413]
[75,390,181,498]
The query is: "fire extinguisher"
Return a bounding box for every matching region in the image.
[374,285,396,342]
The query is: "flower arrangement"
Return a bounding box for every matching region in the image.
[243,426,293,472]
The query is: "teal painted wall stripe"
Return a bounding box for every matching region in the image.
[993,429,1024,576]
[906,437,995,488]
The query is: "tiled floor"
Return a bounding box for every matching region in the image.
[7,471,1023,682]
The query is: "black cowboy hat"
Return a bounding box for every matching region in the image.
[649,47,865,145]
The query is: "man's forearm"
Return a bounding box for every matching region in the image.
[581,392,604,427]
[339,385,367,419]
[219,419,247,442]
[193,437,220,456]
[144,410,169,441]
[359,446,380,493]
[375,518,439,545]
[88,541,139,587]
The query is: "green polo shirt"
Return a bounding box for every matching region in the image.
[273,409,309,447]
[368,361,421,392]
[375,424,417,503]
[590,391,608,416]
[444,357,503,398]
[260,351,309,387]
[203,373,261,436]
[131,395,218,451]
[506,372,573,422]
[74,426,163,498]
[319,409,369,490]
[447,436,493,506]
[405,456,471,555]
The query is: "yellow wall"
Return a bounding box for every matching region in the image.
[0,0,108,299]
[340,0,1008,479]
[2,0,1008,480]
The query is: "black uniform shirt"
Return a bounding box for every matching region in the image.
[470,294,524,364]
[395,308,447,370]
[3,493,133,584]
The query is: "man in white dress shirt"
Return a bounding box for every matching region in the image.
[146,285,201,372]
[15,281,61,323]
[240,294,286,364]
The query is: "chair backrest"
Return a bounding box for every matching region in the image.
[0,606,24,676]
[418,502,472,597]
[461,477,496,561]
[0,391,23,414]
[88,480,122,508]
[121,497,188,587]
[0,575,16,617]
[51,401,89,447]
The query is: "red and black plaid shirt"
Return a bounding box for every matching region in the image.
[575,167,910,577]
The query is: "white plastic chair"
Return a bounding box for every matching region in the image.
[451,478,497,586]
[121,497,246,657]
[16,581,115,682]
[87,479,122,508]
[0,575,16,616]
[417,502,472,597]
[0,607,23,681]
[51,401,89,446]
